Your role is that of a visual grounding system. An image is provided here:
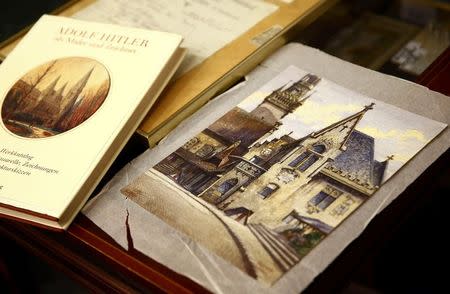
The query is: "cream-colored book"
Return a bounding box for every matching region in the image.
[0,15,184,230]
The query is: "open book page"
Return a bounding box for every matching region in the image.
[82,43,450,293]
[72,0,278,74]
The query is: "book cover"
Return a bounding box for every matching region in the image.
[0,15,183,229]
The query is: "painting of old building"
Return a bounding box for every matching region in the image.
[205,103,387,232]
[121,67,445,284]
[154,74,320,195]
[1,57,110,138]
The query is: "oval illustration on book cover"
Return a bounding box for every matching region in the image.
[1,56,110,138]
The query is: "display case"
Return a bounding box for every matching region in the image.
[0,0,449,292]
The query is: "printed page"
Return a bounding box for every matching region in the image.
[73,0,278,73]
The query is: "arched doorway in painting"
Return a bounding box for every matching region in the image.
[224,207,254,225]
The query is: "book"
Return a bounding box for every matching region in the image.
[82,43,450,293]
[0,15,184,230]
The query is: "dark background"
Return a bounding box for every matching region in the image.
[1,1,73,45]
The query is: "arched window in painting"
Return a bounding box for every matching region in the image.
[308,185,343,213]
[183,137,199,150]
[298,154,320,172]
[250,155,264,165]
[298,144,326,172]
[312,144,326,154]
[258,183,279,199]
[289,144,326,169]
[288,151,310,167]
[217,178,238,195]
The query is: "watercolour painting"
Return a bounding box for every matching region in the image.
[1,57,110,138]
[121,66,445,284]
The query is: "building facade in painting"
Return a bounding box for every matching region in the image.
[152,74,388,268]
[202,104,388,233]
[154,73,321,194]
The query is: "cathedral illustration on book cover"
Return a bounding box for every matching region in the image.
[1,56,110,138]
[121,67,443,284]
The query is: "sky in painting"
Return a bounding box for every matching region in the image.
[22,57,109,95]
[238,66,446,180]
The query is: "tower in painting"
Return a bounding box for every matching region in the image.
[250,74,320,125]
[32,77,68,127]
[153,74,321,196]
[21,75,61,114]
[54,66,95,130]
